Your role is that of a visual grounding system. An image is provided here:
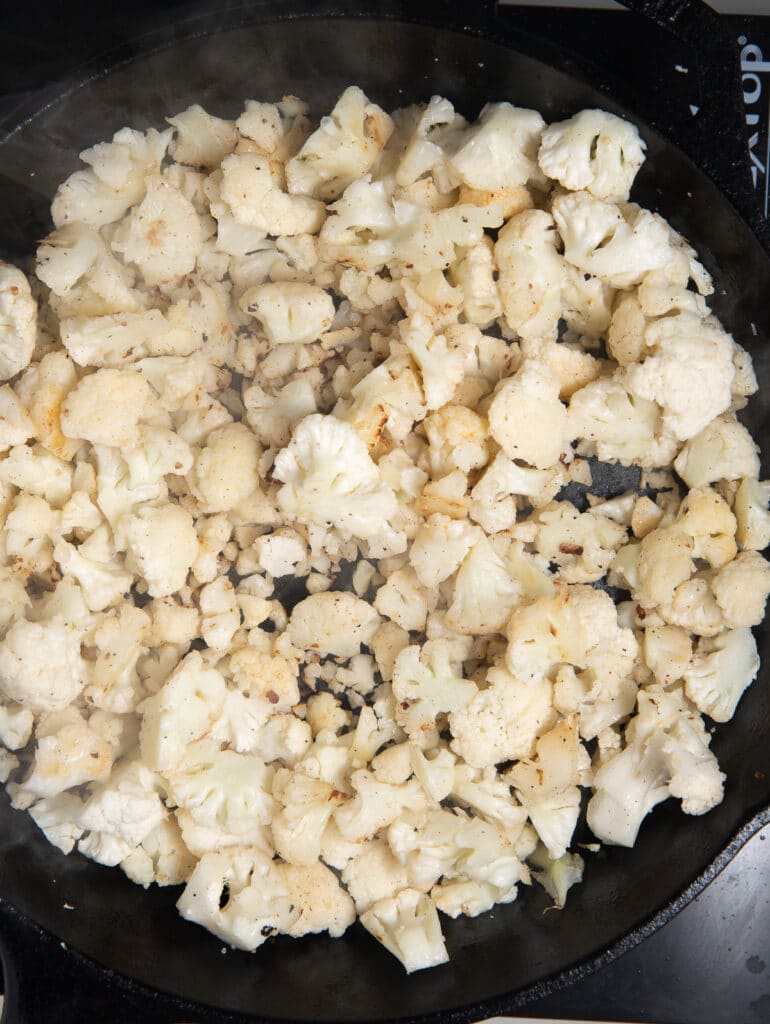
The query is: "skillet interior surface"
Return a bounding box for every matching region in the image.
[0,14,769,1022]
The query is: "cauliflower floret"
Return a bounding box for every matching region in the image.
[79,760,168,866]
[164,739,274,844]
[735,477,770,551]
[287,591,381,658]
[634,526,695,609]
[495,209,563,341]
[469,453,564,534]
[254,529,306,577]
[220,152,324,236]
[167,104,238,169]
[400,315,474,413]
[28,792,85,854]
[506,717,583,859]
[121,816,196,888]
[110,175,201,287]
[279,860,356,938]
[334,769,427,843]
[408,515,482,590]
[139,652,227,771]
[0,385,34,451]
[341,839,410,914]
[275,414,405,551]
[552,192,673,289]
[241,282,334,345]
[673,414,760,487]
[450,666,556,769]
[243,374,319,448]
[85,603,150,713]
[391,640,477,740]
[177,847,298,951]
[53,532,134,612]
[359,889,448,974]
[684,628,759,723]
[0,617,85,712]
[61,368,164,448]
[14,351,82,461]
[624,312,736,441]
[51,126,171,228]
[271,769,343,865]
[123,504,198,598]
[21,707,113,799]
[643,625,693,687]
[675,486,737,570]
[0,701,34,750]
[0,263,37,380]
[0,443,73,508]
[60,309,197,367]
[446,103,544,191]
[446,537,522,635]
[188,421,261,513]
[538,109,645,202]
[567,377,676,467]
[529,844,584,908]
[286,87,393,200]
[450,237,502,327]
[488,359,568,469]
[423,403,489,478]
[711,550,770,627]
[533,501,628,584]
[199,576,241,651]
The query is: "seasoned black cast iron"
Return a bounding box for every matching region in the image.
[0,1,768,1021]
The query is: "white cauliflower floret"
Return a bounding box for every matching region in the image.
[14,351,82,461]
[164,739,274,844]
[60,309,197,367]
[28,792,85,854]
[121,816,196,888]
[624,312,736,441]
[711,550,770,627]
[409,515,481,590]
[568,377,676,467]
[61,368,164,448]
[446,537,522,636]
[735,477,770,550]
[0,701,34,750]
[279,860,355,939]
[673,414,760,487]
[220,153,324,236]
[52,126,170,228]
[529,844,584,908]
[139,652,227,771]
[400,314,473,413]
[0,617,85,712]
[254,530,306,577]
[450,763,529,838]
[271,769,343,865]
[0,263,37,381]
[507,717,583,859]
[0,443,73,507]
[359,889,448,974]
[587,688,724,845]
[241,282,334,345]
[495,209,563,341]
[449,666,555,769]
[450,237,502,327]
[123,504,198,598]
[188,421,260,513]
[167,104,238,169]
[286,86,393,200]
[53,532,134,612]
[446,103,544,190]
[110,175,201,287]
[533,501,628,584]
[341,839,410,914]
[633,526,694,609]
[643,625,693,687]
[675,486,736,570]
[423,404,489,477]
[469,453,564,534]
[22,708,113,798]
[684,628,759,723]
[552,192,673,289]
[538,109,646,201]
[0,385,34,451]
[274,414,405,551]
[79,760,168,866]
[177,847,298,951]
[391,640,477,739]
[287,591,380,658]
[334,769,427,843]
[506,585,636,687]
[85,603,150,713]
[244,375,319,448]
[199,576,241,651]
[488,360,568,469]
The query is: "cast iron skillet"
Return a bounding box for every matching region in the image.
[0,1,769,1021]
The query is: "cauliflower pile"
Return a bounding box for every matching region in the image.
[0,88,768,973]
